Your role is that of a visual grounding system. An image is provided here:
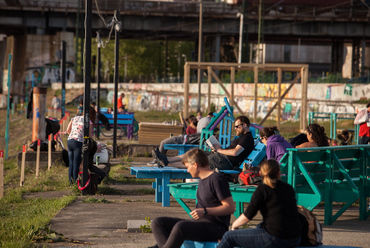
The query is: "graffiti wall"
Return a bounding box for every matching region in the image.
[54,82,368,121]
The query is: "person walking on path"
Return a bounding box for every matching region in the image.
[51,94,61,110]
[66,106,96,184]
[149,148,235,248]
[259,126,293,162]
[354,101,370,145]
[117,93,125,110]
[152,116,255,170]
[217,159,302,248]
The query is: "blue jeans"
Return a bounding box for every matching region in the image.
[67,139,83,184]
[218,223,301,248]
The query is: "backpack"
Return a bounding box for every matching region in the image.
[297,205,323,246]
[238,167,262,186]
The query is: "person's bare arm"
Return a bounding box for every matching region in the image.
[231,214,250,230]
[190,196,235,220]
[66,120,72,135]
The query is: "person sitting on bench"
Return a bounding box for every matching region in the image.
[149,148,235,248]
[259,126,293,162]
[296,123,329,148]
[217,159,302,248]
[152,116,255,170]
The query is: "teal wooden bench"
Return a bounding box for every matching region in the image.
[99,113,134,139]
[181,240,361,248]
[130,166,192,207]
[280,145,370,225]
[169,145,370,225]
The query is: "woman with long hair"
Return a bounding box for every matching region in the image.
[218,159,302,248]
[66,106,96,184]
[259,126,293,162]
[296,123,329,148]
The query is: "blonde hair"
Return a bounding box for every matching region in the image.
[260,159,280,188]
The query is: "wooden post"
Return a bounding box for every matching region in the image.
[230,67,235,108]
[184,63,190,118]
[277,67,282,130]
[300,66,308,131]
[254,67,258,123]
[36,140,40,178]
[207,66,212,113]
[0,150,4,198]
[32,87,47,142]
[48,135,52,170]
[20,145,26,186]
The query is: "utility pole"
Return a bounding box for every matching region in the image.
[96,32,101,139]
[113,10,121,158]
[237,12,244,64]
[82,0,92,195]
[197,0,203,112]
[242,0,249,63]
[61,40,66,119]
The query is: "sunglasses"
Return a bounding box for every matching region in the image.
[234,123,244,129]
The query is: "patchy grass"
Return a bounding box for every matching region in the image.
[82,197,112,203]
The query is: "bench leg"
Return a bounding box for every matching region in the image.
[154,178,162,203]
[162,173,170,207]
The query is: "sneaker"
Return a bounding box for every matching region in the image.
[147,162,158,166]
[152,149,169,167]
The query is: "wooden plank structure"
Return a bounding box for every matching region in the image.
[183,62,309,131]
[138,122,184,145]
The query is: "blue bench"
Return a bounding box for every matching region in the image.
[163,144,199,155]
[181,240,361,248]
[130,166,192,207]
[99,113,134,139]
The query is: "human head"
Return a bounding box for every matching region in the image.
[197,111,202,116]
[79,100,83,105]
[107,107,113,114]
[182,148,209,177]
[234,116,250,136]
[306,123,329,147]
[342,129,349,139]
[260,159,280,188]
[120,93,125,98]
[89,106,96,123]
[91,101,96,107]
[54,94,57,97]
[118,106,124,112]
[186,115,196,124]
[259,126,279,145]
[207,112,214,117]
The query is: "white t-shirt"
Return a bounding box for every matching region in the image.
[197,117,211,133]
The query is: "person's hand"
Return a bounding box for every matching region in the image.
[213,144,221,152]
[190,208,203,220]
[231,223,239,231]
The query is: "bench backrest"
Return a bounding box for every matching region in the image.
[101,113,134,125]
[239,141,266,169]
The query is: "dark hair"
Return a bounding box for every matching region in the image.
[207,112,214,117]
[366,101,370,108]
[79,100,83,105]
[342,129,349,136]
[260,159,280,188]
[182,148,209,168]
[89,106,96,123]
[306,123,329,147]
[186,115,195,123]
[235,116,250,128]
[260,126,279,139]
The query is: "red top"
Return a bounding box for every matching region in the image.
[359,122,370,137]
[117,96,124,109]
[186,126,197,135]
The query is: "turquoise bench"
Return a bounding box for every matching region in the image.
[130,166,192,207]
[181,240,361,248]
[169,145,370,225]
[99,113,134,139]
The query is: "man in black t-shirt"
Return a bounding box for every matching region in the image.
[152,116,255,170]
[150,149,235,248]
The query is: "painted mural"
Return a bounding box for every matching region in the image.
[25,64,75,87]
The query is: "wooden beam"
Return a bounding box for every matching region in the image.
[207,66,212,113]
[184,63,190,118]
[277,67,282,130]
[300,66,308,131]
[254,67,258,123]
[210,69,245,115]
[259,72,301,126]
[230,67,235,107]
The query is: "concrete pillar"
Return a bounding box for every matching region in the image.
[32,87,47,142]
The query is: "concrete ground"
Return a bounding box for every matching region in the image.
[34,157,369,248]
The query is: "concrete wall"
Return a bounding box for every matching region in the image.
[51,82,370,121]
[1,32,75,96]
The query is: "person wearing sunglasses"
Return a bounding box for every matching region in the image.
[152,116,255,171]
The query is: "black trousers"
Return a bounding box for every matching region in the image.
[151,217,227,248]
[359,136,370,144]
